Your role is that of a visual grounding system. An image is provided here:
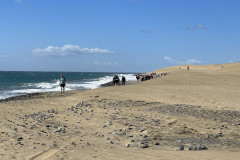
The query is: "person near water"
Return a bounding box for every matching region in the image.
[60,74,66,94]
[113,75,120,86]
[121,76,126,85]
[136,74,140,82]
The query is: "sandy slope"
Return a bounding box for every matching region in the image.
[0,63,240,160]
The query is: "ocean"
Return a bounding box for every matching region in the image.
[0,71,136,100]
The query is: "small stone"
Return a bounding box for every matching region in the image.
[71,142,76,147]
[17,137,23,141]
[126,144,130,148]
[141,144,148,149]
[52,143,57,147]
[178,145,184,151]
[154,142,160,145]
[196,145,202,150]
[140,140,148,144]
[102,104,106,109]
[32,147,36,149]
[202,146,208,150]
[176,140,182,144]
[188,146,194,150]
[152,137,157,140]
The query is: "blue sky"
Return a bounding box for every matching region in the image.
[0,0,240,72]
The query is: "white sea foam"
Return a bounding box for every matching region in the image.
[0,73,136,100]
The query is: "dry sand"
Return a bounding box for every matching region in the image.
[0,63,240,160]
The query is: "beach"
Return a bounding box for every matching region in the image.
[1,63,240,160]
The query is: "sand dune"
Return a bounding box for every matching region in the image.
[0,63,240,159]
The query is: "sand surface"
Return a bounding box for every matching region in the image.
[1,63,240,159]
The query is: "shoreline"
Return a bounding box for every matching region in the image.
[0,80,136,103]
[0,72,137,102]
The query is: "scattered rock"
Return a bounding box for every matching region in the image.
[71,142,76,147]
[154,142,160,145]
[126,144,130,148]
[177,145,184,151]
[140,144,148,149]
[17,137,23,141]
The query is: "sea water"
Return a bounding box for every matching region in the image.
[0,71,136,100]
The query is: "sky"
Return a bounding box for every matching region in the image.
[0,0,240,72]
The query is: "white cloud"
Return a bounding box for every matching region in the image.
[33,45,114,56]
[164,56,202,64]
[164,56,176,63]
[188,24,205,30]
[93,61,118,66]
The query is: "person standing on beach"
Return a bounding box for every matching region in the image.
[60,74,66,94]
[136,74,140,82]
[113,75,120,86]
[121,76,126,85]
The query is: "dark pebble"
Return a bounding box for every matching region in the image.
[154,142,160,145]
[178,145,184,151]
[141,144,148,149]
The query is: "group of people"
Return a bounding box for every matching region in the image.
[59,74,127,93]
[112,75,126,86]
[136,72,169,82]
[136,73,157,81]
[59,72,170,93]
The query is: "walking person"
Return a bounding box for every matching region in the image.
[60,74,66,94]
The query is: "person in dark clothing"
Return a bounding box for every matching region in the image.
[113,75,120,86]
[60,74,66,94]
[121,76,126,85]
[136,74,140,82]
